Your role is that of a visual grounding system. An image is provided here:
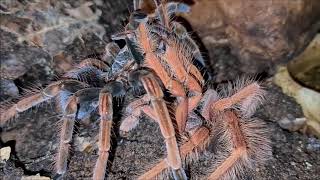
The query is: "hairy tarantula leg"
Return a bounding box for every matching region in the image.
[186,79,203,112]
[0,80,88,125]
[57,87,101,175]
[120,95,158,132]
[165,38,204,115]
[93,81,125,179]
[150,22,204,85]
[154,1,190,28]
[120,105,156,132]
[102,42,121,66]
[56,95,78,175]
[200,89,220,121]
[136,2,203,123]
[137,23,192,133]
[169,80,188,133]
[137,22,189,133]
[121,90,189,131]
[172,22,206,67]
[151,1,190,28]
[78,58,110,70]
[212,82,264,112]
[93,90,113,180]
[125,37,145,66]
[132,23,188,133]
[137,22,202,132]
[64,58,111,86]
[208,111,246,180]
[206,82,270,179]
[139,126,210,179]
[63,66,105,86]
[165,2,190,18]
[164,47,203,116]
[136,70,187,180]
[133,0,144,10]
[152,25,204,114]
[142,83,267,179]
[155,0,169,28]
[148,24,205,85]
[186,64,205,85]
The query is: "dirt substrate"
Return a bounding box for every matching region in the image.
[1,1,319,180]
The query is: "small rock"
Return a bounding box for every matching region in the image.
[0,79,19,99]
[0,146,11,161]
[306,137,320,151]
[21,174,50,180]
[305,162,313,170]
[278,117,306,132]
[74,136,96,153]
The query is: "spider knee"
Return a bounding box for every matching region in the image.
[102,81,126,98]
[129,68,164,98]
[64,96,79,116]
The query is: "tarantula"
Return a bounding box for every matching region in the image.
[0,0,271,179]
